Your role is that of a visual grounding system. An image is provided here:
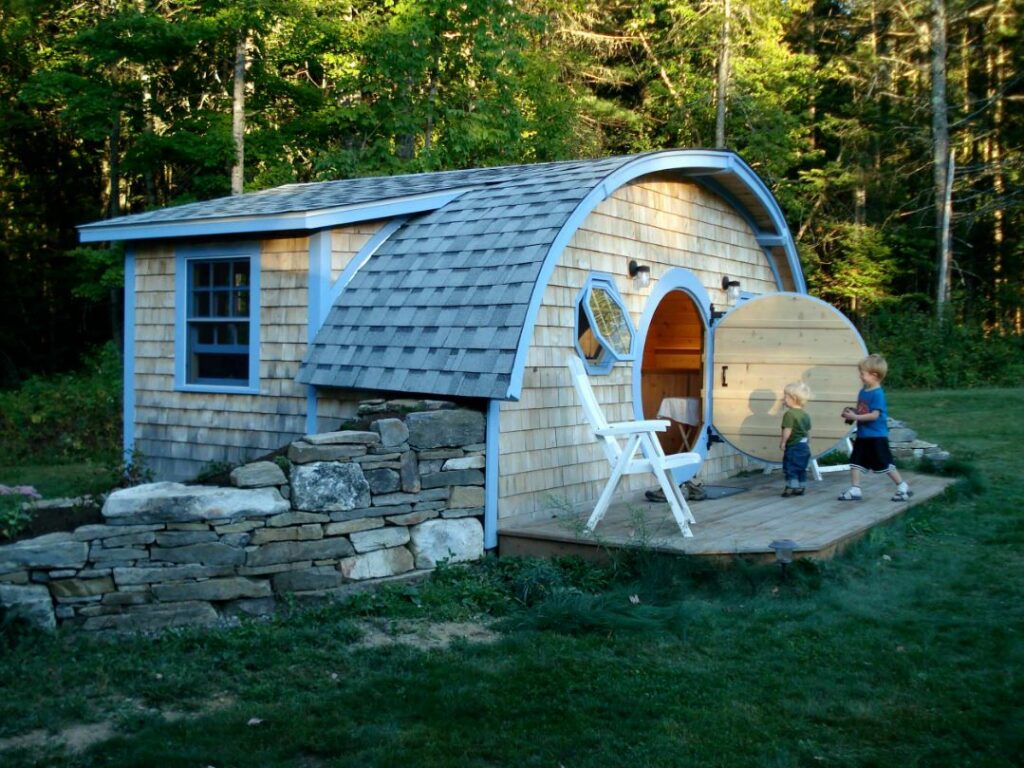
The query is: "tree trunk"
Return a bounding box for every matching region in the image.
[108,109,121,218]
[231,31,248,196]
[930,0,952,315]
[715,0,730,149]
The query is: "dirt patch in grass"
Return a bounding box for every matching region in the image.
[354,618,499,650]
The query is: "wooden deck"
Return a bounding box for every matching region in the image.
[499,469,956,562]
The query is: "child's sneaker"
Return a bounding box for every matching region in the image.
[891,484,913,502]
[837,487,862,501]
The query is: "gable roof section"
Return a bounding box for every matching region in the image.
[296,150,804,401]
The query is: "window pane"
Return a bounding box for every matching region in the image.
[234,291,248,316]
[214,291,230,317]
[588,287,632,356]
[235,322,249,345]
[233,262,250,287]
[186,256,252,385]
[195,353,248,381]
[194,292,210,317]
[193,262,211,288]
[213,261,230,287]
[197,324,216,345]
[576,303,601,361]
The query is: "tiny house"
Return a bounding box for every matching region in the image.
[79,149,866,548]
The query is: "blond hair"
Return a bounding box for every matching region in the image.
[858,353,889,381]
[784,381,811,407]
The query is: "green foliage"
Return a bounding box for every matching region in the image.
[0,343,122,465]
[0,496,33,541]
[859,305,1024,389]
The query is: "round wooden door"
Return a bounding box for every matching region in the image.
[711,293,866,462]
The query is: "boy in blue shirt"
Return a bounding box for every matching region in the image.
[838,354,912,502]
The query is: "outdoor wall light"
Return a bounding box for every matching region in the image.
[769,538,798,581]
[628,259,651,290]
[721,275,742,304]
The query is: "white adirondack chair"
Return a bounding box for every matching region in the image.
[567,356,702,538]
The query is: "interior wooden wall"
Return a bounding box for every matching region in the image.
[497,176,778,524]
[132,222,381,481]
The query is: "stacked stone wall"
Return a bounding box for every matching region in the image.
[0,401,486,632]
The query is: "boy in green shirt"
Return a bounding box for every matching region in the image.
[780,381,812,497]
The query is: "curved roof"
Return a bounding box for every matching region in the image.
[297,150,803,400]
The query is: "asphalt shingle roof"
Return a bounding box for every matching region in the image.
[296,154,634,400]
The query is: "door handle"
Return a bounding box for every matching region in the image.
[721,365,728,387]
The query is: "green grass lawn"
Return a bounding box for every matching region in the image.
[1,389,1022,767]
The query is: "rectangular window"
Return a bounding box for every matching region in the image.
[175,243,259,393]
[188,258,251,384]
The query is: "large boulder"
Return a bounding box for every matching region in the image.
[0,533,88,569]
[102,483,289,524]
[409,519,484,569]
[290,462,370,512]
[0,584,55,630]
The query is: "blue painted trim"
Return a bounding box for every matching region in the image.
[631,268,711,484]
[78,190,465,243]
[710,291,868,464]
[306,231,332,435]
[484,399,500,550]
[123,247,136,460]
[761,247,784,291]
[174,241,261,394]
[506,149,804,399]
[572,273,636,375]
[329,216,407,307]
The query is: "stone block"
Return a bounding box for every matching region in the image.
[220,533,252,548]
[400,451,420,493]
[409,519,484,569]
[385,398,456,412]
[154,531,219,547]
[371,492,420,507]
[365,468,401,495]
[290,462,370,512]
[0,534,88,569]
[0,571,29,584]
[72,524,163,542]
[357,460,403,471]
[370,442,408,455]
[251,525,323,545]
[325,518,384,536]
[371,418,410,448]
[165,523,212,531]
[350,527,410,554]
[418,449,464,460]
[267,511,330,527]
[418,460,444,475]
[221,597,276,618]
[354,454,401,465]
[88,546,147,564]
[414,501,448,513]
[150,543,245,567]
[338,547,415,580]
[329,506,402,522]
[303,430,381,446]
[238,561,312,576]
[214,520,265,534]
[385,510,439,526]
[102,483,289,524]
[272,566,346,593]
[245,537,354,568]
[113,564,235,586]
[442,507,484,519]
[102,591,152,606]
[83,601,218,632]
[48,576,115,599]
[103,532,157,548]
[421,469,484,489]
[153,577,272,603]
[406,409,484,449]
[0,584,55,630]
[288,442,367,464]
[449,486,486,508]
[442,456,486,471]
[231,461,287,488]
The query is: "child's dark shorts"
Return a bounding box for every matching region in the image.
[849,437,896,473]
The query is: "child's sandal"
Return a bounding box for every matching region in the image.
[891,489,913,502]
[837,488,862,501]
[781,488,795,498]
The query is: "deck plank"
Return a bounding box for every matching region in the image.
[499,470,956,560]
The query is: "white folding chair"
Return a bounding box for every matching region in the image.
[567,356,702,538]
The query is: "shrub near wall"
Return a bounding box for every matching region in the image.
[0,400,486,632]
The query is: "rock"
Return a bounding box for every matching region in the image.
[350,527,410,553]
[888,426,918,443]
[150,543,246,566]
[102,483,289,525]
[153,577,272,602]
[419,449,464,460]
[442,456,486,470]
[0,533,88,569]
[214,521,265,534]
[250,525,323,545]
[113,564,234,586]
[103,532,158,548]
[365,468,401,495]
[449,486,485,508]
[72,524,162,541]
[290,462,370,512]
[421,469,485,489]
[324,518,384,536]
[231,461,287,488]
[272,567,346,593]
[385,398,456,412]
[221,597,276,618]
[88,545,147,564]
[385,510,440,526]
[0,584,56,630]
[409,519,484,569]
[370,492,420,507]
[328,506,398,523]
[154,531,218,547]
[338,547,415,580]
[303,430,381,446]
[370,418,410,448]
[442,507,484,519]
[266,511,330,527]
[288,442,367,464]
[406,409,485,449]
[48,576,116,599]
[400,451,420,493]
[83,601,218,632]
[245,537,355,568]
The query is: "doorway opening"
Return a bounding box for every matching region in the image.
[640,289,706,455]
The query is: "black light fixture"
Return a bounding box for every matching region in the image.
[628,259,651,290]
[721,275,742,304]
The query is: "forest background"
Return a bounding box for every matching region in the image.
[1,0,1021,399]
